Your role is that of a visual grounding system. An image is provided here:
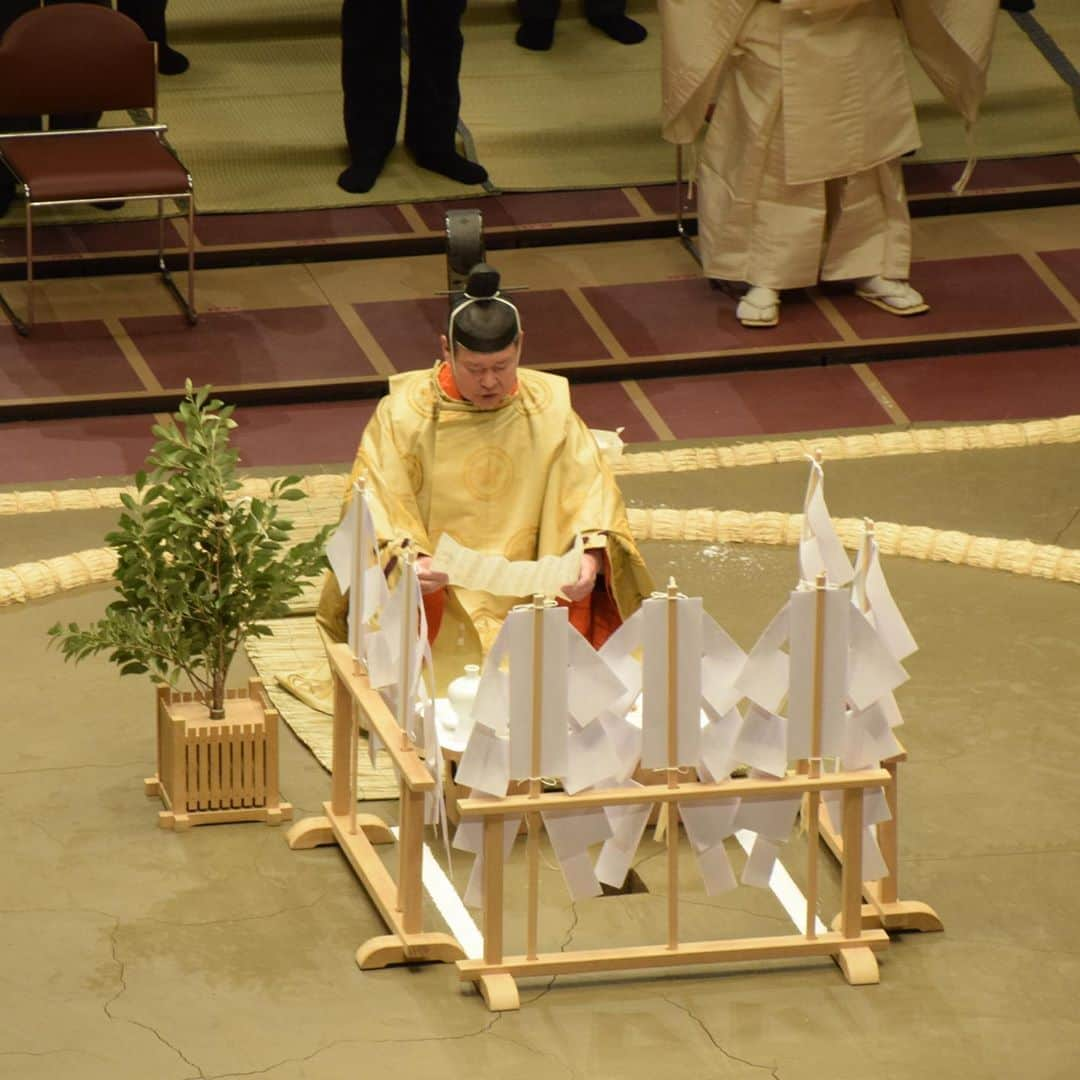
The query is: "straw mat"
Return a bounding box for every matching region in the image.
[245,616,399,799]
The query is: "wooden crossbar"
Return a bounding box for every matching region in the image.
[459,769,891,816]
[458,929,890,979]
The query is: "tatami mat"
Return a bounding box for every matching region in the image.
[244,615,399,798]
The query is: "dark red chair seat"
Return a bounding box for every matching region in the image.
[0,131,190,202]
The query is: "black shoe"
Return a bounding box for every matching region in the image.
[410,149,487,186]
[516,18,555,51]
[158,44,190,76]
[1000,0,1034,10]
[91,200,125,211]
[338,158,387,194]
[589,14,647,44]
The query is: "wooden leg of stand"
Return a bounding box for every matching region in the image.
[526,810,540,960]
[840,789,864,939]
[476,973,520,1011]
[667,802,679,950]
[805,790,821,940]
[836,946,879,985]
[397,780,424,935]
[878,760,900,905]
[330,672,352,817]
[286,815,335,849]
[836,788,879,985]
[358,931,466,970]
[483,816,505,965]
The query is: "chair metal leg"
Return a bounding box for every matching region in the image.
[0,202,33,336]
[675,145,701,267]
[157,193,197,326]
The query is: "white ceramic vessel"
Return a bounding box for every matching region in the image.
[446,663,481,731]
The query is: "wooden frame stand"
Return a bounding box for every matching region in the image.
[818,747,944,934]
[457,770,892,1012]
[286,642,464,971]
[144,678,292,831]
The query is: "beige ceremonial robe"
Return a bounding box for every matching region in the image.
[660,0,997,289]
[317,364,654,691]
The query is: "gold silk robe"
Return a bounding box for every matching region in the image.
[659,0,997,289]
[317,364,654,690]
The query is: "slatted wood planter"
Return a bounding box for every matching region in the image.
[144,678,293,830]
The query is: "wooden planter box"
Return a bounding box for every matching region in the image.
[144,678,293,831]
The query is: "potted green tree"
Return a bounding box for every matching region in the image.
[50,382,331,829]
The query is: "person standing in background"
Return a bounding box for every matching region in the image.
[338,0,487,194]
[118,0,189,75]
[659,0,997,328]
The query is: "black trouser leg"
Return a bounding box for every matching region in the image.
[518,0,559,18]
[584,0,626,19]
[403,0,465,157]
[117,0,168,45]
[342,0,402,165]
[519,0,626,18]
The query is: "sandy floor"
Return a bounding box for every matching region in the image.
[1,431,1078,1079]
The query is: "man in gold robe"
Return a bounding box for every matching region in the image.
[660,0,997,327]
[317,265,653,691]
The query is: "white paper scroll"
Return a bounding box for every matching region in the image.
[456,722,510,797]
[732,703,788,779]
[695,843,739,895]
[701,615,747,716]
[431,532,583,600]
[797,457,853,587]
[507,605,569,781]
[787,585,851,760]
[541,808,612,901]
[681,800,740,853]
[596,780,651,888]
[735,602,790,713]
[455,807,521,909]
[599,608,644,715]
[698,707,743,782]
[847,605,909,710]
[736,788,800,889]
[842,700,903,770]
[822,785,891,835]
[853,532,918,662]
[735,794,801,846]
[681,801,741,896]
[641,594,703,769]
[568,628,629,728]
[598,711,642,784]
[565,719,621,795]
[741,835,782,888]
[325,484,389,660]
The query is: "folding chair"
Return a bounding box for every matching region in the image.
[0,2,195,335]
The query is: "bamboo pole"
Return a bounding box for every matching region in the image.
[484,815,505,965]
[395,549,417,916]
[665,578,680,951]
[349,477,367,676]
[526,594,544,961]
[840,788,864,938]
[397,548,415,753]
[805,571,827,940]
[348,478,368,835]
